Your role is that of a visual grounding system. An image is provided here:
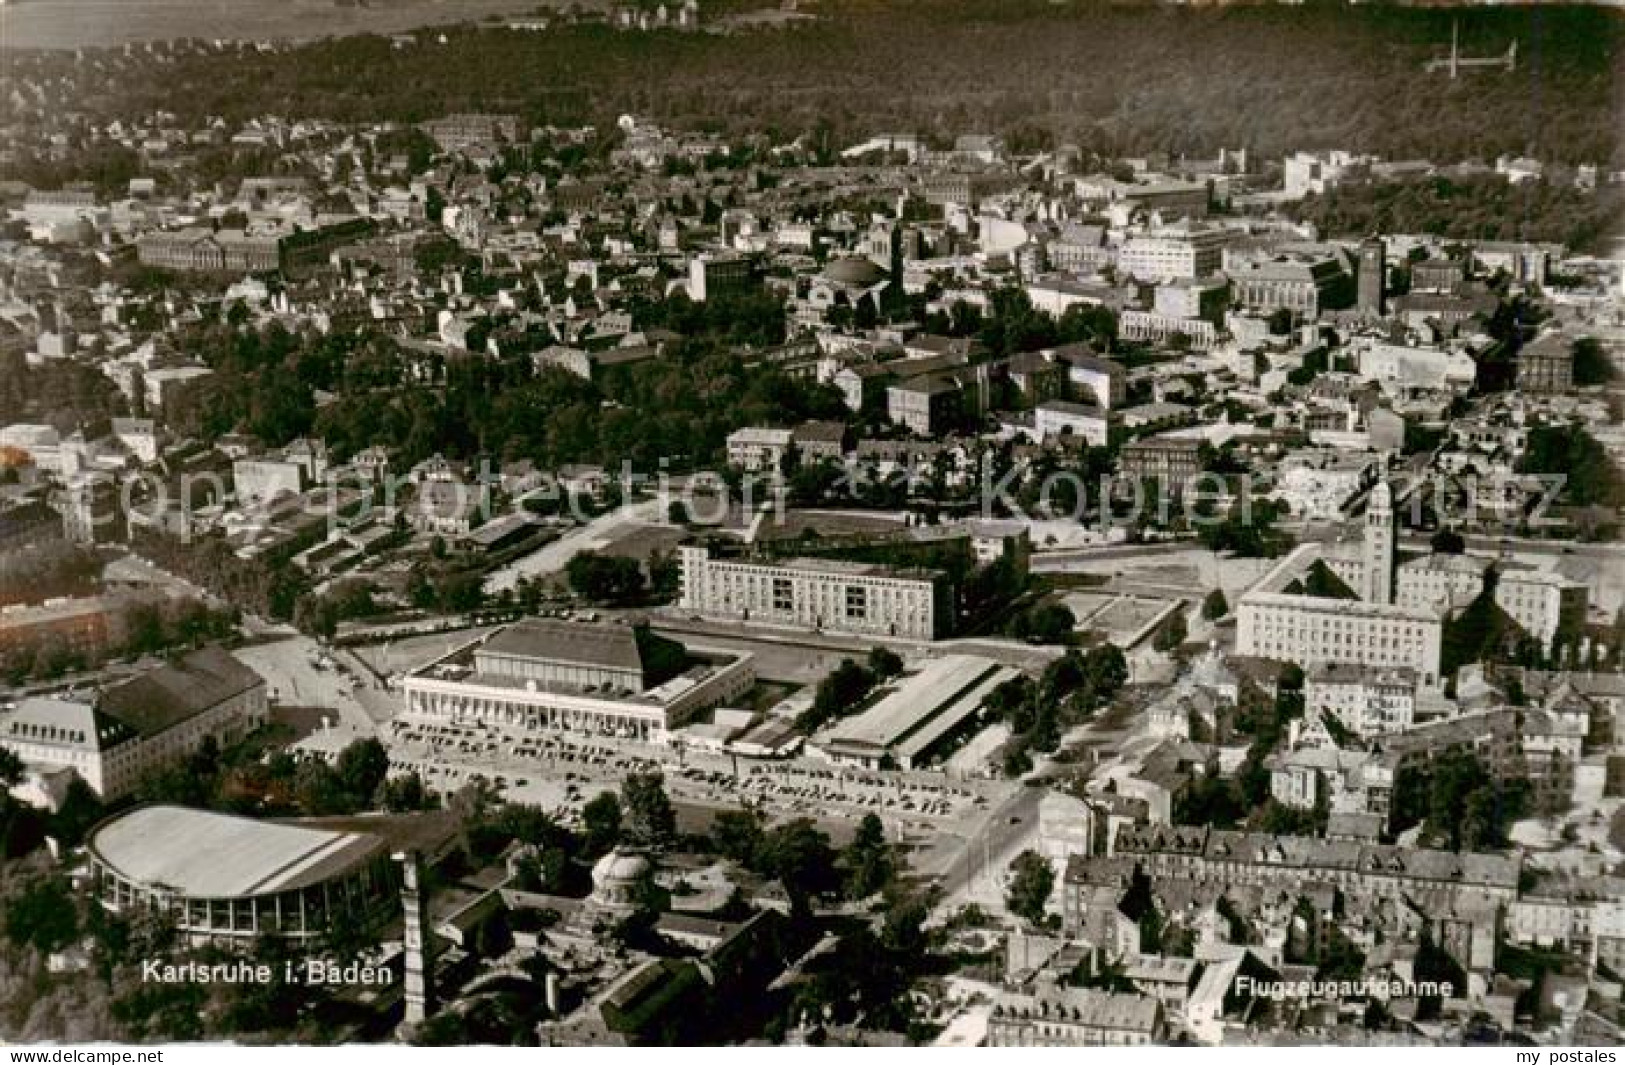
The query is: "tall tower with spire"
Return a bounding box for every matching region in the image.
[1363,480,1395,605]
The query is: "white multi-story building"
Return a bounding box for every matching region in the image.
[1236,487,1445,686]
[725,427,794,472]
[1356,341,1477,394]
[1282,150,1370,199]
[111,418,159,464]
[1,648,267,804]
[1396,552,1490,615]
[1047,346,1127,410]
[1496,568,1588,653]
[678,545,952,640]
[1304,663,1418,737]
[1117,225,1229,283]
[1034,400,1110,446]
[1117,312,1219,351]
[1237,591,1443,687]
[1274,451,1378,521]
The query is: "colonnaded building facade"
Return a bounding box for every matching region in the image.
[87,805,401,944]
[677,544,953,640]
[401,618,755,742]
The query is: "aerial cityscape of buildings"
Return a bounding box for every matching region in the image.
[0,0,1623,1050]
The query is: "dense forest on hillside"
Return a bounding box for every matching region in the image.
[1290,174,1625,250]
[11,0,1623,166]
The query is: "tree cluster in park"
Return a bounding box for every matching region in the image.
[1176,665,1309,829]
[1291,175,1623,254]
[1009,601,1076,646]
[134,735,437,819]
[793,652,898,733]
[1193,493,1294,559]
[1390,749,1532,850]
[987,645,1128,777]
[149,315,846,478]
[0,595,235,687]
[1004,850,1055,929]
[1518,422,1625,510]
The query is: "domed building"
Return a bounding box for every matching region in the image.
[821,256,888,290]
[589,849,655,914]
[806,255,893,320]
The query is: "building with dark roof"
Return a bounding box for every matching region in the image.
[988,982,1166,1046]
[473,618,688,694]
[887,375,963,437]
[1516,331,1575,395]
[1103,823,1521,904]
[1,647,267,802]
[1229,254,1352,318]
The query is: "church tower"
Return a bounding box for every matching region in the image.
[1363,480,1395,605]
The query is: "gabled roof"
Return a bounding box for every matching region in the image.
[98,647,264,738]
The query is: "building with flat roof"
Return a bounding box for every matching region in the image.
[677,544,953,641]
[1396,551,1490,615]
[1118,224,1228,283]
[1118,436,1204,494]
[1237,574,1442,687]
[87,805,400,944]
[687,253,754,303]
[1047,344,1127,410]
[817,654,1019,770]
[401,619,754,743]
[1496,567,1588,654]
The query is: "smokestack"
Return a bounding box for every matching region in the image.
[397,851,434,1029]
[545,971,561,1014]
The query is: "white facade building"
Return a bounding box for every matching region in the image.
[1,648,267,803]
[401,620,755,743]
[677,545,951,640]
[1034,400,1110,446]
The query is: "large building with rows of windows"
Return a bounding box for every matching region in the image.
[1236,482,1444,687]
[677,545,953,640]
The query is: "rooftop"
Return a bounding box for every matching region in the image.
[98,647,264,738]
[825,654,1015,756]
[89,805,385,899]
[477,618,650,674]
